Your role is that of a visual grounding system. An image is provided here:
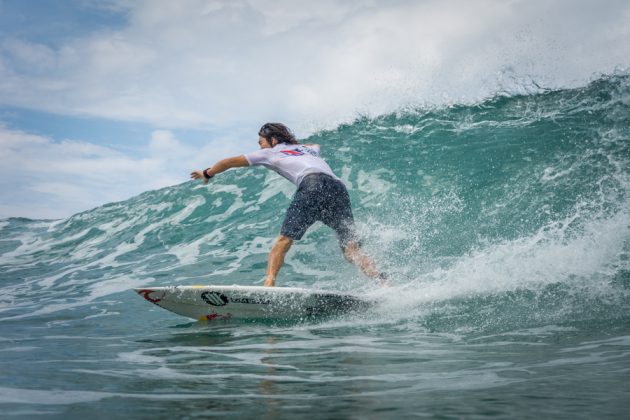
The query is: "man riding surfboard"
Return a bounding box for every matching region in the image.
[191,122,386,287]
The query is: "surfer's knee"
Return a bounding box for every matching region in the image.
[273,235,293,253]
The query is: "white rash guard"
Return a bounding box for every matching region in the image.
[244,143,340,186]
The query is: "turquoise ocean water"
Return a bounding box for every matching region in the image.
[1,75,629,418]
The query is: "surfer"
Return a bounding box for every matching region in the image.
[191,122,387,287]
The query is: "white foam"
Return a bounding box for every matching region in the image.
[257,172,294,204]
[541,166,573,182]
[356,169,394,206]
[377,207,630,313]
[209,236,276,276]
[0,387,113,404]
[201,184,251,223]
[167,228,226,265]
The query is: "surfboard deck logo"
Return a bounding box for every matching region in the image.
[201,291,229,306]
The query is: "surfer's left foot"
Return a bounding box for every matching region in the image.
[263,277,276,287]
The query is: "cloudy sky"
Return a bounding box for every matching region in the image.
[1,0,629,219]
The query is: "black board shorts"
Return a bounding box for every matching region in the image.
[281,173,357,249]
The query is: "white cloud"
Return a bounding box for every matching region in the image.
[0,125,243,219]
[1,0,630,219]
[0,0,628,132]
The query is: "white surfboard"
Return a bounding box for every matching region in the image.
[135,285,373,321]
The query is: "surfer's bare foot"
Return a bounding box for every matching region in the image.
[377,273,391,287]
[263,277,276,287]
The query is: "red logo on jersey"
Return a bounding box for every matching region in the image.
[281,149,304,156]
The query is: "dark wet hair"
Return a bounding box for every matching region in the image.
[258,122,298,145]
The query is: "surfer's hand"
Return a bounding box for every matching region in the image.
[190,170,209,184]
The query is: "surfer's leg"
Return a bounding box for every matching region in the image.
[329,215,387,284]
[342,241,381,279]
[320,179,387,285]
[266,179,319,286]
[264,235,293,287]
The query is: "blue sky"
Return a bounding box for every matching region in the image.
[1,0,629,219]
[0,1,126,46]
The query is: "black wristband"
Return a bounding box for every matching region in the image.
[203,169,214,180]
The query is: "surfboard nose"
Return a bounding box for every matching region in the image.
[135,288,165,304]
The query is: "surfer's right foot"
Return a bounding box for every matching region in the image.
[263,277,276,287]
[377,272,390,287]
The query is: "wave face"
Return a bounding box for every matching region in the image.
[1,75,629,417]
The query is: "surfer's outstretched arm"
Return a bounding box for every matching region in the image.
[191,155,249,183]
